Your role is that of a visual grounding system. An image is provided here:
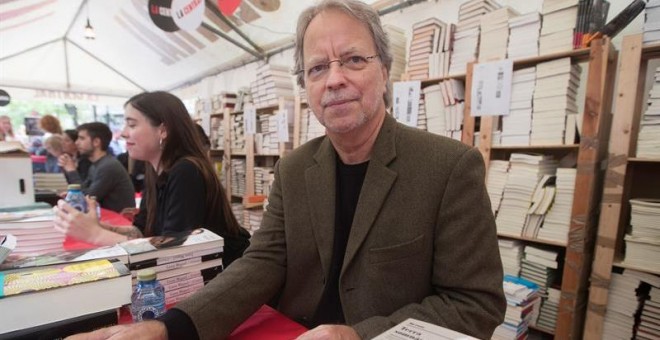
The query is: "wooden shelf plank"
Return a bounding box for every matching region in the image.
[613,261,660,276]
[497,233,567,248]
[628,157,660,163]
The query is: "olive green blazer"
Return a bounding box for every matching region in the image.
[176,114,505,340]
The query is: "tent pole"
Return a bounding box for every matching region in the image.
[204,0,264,54]
[200,22,264,59]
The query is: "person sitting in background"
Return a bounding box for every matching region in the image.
[43,134,64,173]
[67,1,504,339]
[57,122,135,213]
[39,114,63,174]
[0,115,16,142]
[61,129,92,184]
[53,91,250,267]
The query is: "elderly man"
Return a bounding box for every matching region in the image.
[70,1,505,339]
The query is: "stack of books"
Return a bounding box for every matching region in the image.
[636,65,660,158]
[539,0,579,55]
[299,108,325,145]
[231,203,244,228]
[522,174,557,238]
[486,160,510,215]
[242,209,263,235]
[622,199,660,272]
[251,64,294,109]
[495,153,557,237]
[255,114,279,155]
[385,25,407,82]
[535,287,560,332]
[492,275,540,340]
[231,113,245,153]
[407,18,447,80]
[538,168,576,244]
[230,158,246,197]
[531,57,581,146]
[422,84,445,135]
[501,67,535,146]
[0,208,64,256]
[210,115,224,150]
[478,7,518,62]
[254,167,274,197]
[634,270,660,339]
[449,0,500,76]
[603,271,642,339]
[33,173,68,193]
[234,87,252,113]
[645,0,660,45]
[507,12,541,60]
[520,246,559,296]
[119,228,224,306]
[498,239,523,277]
[416,92,427,131]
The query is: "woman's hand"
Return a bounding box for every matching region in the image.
[58,153,77,172]
[53,197,102,243]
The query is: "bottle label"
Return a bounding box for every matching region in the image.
[133,305,164,321]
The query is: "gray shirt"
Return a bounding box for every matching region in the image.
[65,154,135,213]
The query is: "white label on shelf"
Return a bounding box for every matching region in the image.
[244,106,256,135]
[392,81,421,127]
[277,109,289,142]
[471,59,513,117]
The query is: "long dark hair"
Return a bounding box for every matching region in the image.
[124,91,241,237]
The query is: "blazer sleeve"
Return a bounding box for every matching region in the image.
[352,147,506,339]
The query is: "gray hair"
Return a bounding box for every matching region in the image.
[294,0,393,108]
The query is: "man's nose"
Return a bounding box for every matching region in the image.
[325,62,347,90]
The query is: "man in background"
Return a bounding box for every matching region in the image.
[59,122,134,213]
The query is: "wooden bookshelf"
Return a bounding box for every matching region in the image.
[497,233,567,248]
[585,34,660,340]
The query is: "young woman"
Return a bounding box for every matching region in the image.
[54,91,250,266]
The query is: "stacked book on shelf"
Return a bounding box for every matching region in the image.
[231,113,245,153]
[242,209,263,235]
[478,7,517,62]
[448,0,500,76]
[507,12,541,60]
[622,199,660,273]
[231,203,244,228]
[407,18,448,80]
[421,79,464,140]
[520,246,560,331]
[492,275,540,340]
[119,228,224,305]
[416,92,427,131]
[251,64,294,109]
[495,153,558,237]
[234,87,252,113]
[521,174,556,239]
[486,160,509,215]
[501,67,535,146]
[637,272,660,339]
[498,239,523,277]
[636,65,660,158]
[531,57,581,146]
[539,0,579,55]
[254,166,274,197]
[384,25,407,82]
[602,271,643,340]
[535,287,560,332]
[644,0,660,45]
[32,173,68,193]
[537,168,576,244]
[255,115,280,155]
[299,108,325,145]
[0,207,64,256]
[230,159,246,197]
[210,114,224,150]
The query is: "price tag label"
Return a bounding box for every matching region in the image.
[277,109,289,142]
[244,106,256,135]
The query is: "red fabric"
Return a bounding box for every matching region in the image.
[229,305,307,340]
[63,208,132,250]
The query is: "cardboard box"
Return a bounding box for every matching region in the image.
[0,141,35,208]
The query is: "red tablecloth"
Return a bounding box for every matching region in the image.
[63,208,132,250]
[229,305,307,339]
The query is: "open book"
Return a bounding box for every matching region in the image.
[373,318,477,340]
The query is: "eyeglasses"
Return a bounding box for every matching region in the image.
[299,54,380,82]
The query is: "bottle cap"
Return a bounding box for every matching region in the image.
[67,184,82,190]
[137,268,157,281]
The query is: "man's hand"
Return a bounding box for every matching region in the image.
[65,321,167,340]
[296,325,361,340]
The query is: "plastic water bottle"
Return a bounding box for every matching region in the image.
[130,268,166,322]
[65,184,87,213]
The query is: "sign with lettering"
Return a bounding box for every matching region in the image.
[0,89,10,106]
[172,0,205,31]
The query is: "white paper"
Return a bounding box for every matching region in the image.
[471,59,513,117]
[201,99,211,135]
[372,318,478,340]
[277,109,290,142]
[244,106,256,135]
[392,81,421,127]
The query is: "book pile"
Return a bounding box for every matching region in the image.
[119,228,224,306]
[251,64,294,109]
[535,287,560,332]
[538,168,576,244]
[492,275,540,340]
[486,160,510,215]
[622,199,660,272]
[422,80,464,139]
[522,174,557,238]
[210,115,224,150]
[501,67,535,146]
[384,25,407,82]
[539,0,579,55]
[0,208,65,256]
[0,244,129,271]
[636,271,660,339]
[0,259,131,336]
[448,0,501,76]
[520,246,559,296]
[531,57,581,145]
[636,66,660,158]
[242,209,263,235]
[255,114,279,155]
[254,166,274,197]
[645,0,660,45]
[299,108,325,145]
[498,239,523,277]
[234,87,252,113]
[231,203,244,228]
[422,84,445,135]
[407,18,448,80]
[417,92,427,131]
[33,173,68,193]
[478,7,517,62]
[507,12,541,60]
[230,158,246,197]
[231,113,245,153]
[603,271,642,339]
[495,153,557,237]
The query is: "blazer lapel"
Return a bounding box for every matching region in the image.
[342,115,398,274]
[305,137,337,278]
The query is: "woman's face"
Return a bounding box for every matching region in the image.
[62,134,77,155]
[121,104,164,166]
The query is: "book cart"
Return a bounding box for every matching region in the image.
[585,34,660,340]
[440,37,616,339]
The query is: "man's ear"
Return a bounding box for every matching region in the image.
[92,137,102,150]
